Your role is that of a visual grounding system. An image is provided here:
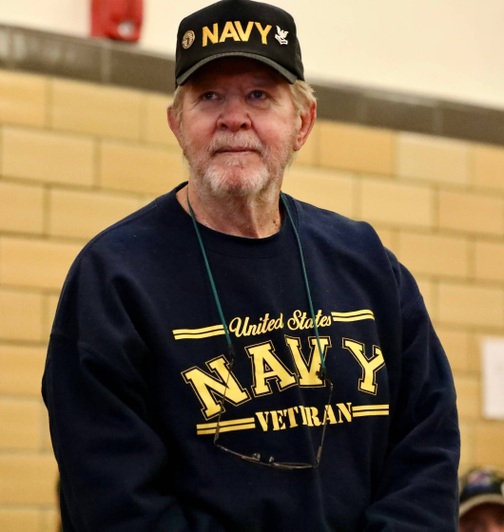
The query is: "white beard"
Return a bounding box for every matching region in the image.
[181,131,296,200]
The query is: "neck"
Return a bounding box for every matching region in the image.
[177,184,282,238]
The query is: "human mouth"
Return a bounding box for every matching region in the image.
[211,137,262,156]
[214,146,256,155]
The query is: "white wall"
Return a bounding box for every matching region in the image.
[1,0,504,109]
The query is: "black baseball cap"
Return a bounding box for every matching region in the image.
[175,0,304,86]
[459,467,504,517]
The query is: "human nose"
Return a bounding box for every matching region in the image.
[217,97,251,131]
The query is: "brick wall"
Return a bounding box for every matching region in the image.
[1,67,503,530]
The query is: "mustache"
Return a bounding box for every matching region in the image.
[208,134,264,155]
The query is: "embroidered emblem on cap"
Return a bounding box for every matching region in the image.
[275,26,289,45]
[182,30,196,49]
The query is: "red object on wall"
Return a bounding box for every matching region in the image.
[91,0,143,42]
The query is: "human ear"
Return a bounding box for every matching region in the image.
[167,106,182,143]
[293,101,317,152]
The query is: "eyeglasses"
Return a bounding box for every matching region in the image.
[213,354,334,470]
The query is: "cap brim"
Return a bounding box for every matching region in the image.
[176,51,297,85]
[459,494,504,517]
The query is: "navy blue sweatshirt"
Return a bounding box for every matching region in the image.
[43,184,460,531]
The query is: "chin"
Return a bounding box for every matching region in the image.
[205,167,271,198]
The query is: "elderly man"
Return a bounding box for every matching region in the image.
[43,0,460,530]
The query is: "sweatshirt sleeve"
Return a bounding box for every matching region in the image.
[42,252,225,531]
[363,264,460,531]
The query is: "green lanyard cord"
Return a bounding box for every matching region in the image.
[187,194,235,359]
[187,191,325,377]
[281,193,326,378]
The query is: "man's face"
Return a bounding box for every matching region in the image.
[459,503,504,532]
[170,58,305,199]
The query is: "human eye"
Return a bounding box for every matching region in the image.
[200,91,218,101]
[248,89,267,101]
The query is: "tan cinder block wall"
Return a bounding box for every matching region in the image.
[1,67,504,530]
